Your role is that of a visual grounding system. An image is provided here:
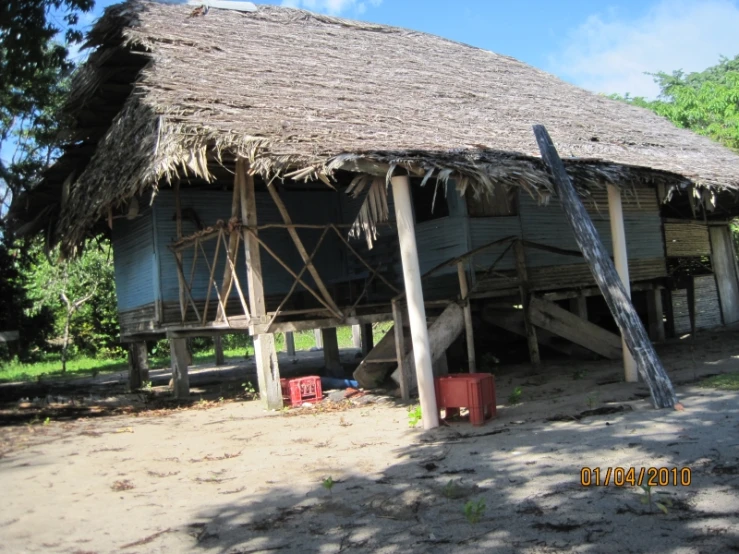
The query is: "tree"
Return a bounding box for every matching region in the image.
[1,0,94,212]
[25,240,115,371]
[610,55,739,152]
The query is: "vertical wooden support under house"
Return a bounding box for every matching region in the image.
[322,327,342,377]
[514,240,541,366]
[169,337,190,399]
[457,262,477,373]
[127,342,149,391]
[607,184,638,382]
[391,174,439,429]
[238,159,283,410]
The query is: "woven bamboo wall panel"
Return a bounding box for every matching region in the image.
[584,187,659,215]
[670,274,722,335]
[473,257,666,293]
[694,275,722,329]
[664,222,711,257]
[528,257,667,291]
[671,289,691,335]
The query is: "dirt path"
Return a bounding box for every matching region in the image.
[1,331,739,553]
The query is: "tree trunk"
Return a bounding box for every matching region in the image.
[61,309,71,374]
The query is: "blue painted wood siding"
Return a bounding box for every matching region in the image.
[111,206,157,311]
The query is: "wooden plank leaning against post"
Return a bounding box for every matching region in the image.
[532,124,681,410]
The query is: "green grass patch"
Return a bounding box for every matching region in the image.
[698,372,739,391]
[0,356,128,383]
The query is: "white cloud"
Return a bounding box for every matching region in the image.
[549,0,739,98]
[281,0,381,16]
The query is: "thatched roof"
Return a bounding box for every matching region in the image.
[10,0,739,254]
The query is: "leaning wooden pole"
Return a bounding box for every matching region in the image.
[533,125,679,409]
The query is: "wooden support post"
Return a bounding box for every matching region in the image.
[607,184,638,383]
[360,323,373,356]
[569,295,588,320]
[127,342,149,390]
[392,298,410,401]
[321,327,342,377]
[285,332,296,357]
[238,159,282,410]
[391,174,439,429]
[352,324,362,349]
[169,337,190,399]
[513,240,541,366]
[174,179,187,321]
[314,329,323,349]
[457,261,477,372]
[534,125,678,409]
[214,336,225,366]
[647,289,666,342]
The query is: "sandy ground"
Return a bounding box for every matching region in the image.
[1,332,739,554]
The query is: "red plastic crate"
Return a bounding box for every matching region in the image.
[280,376,323,407]
[434,373,496,426]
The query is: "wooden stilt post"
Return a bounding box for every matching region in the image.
[534,125,679,409]
[647,289,666,342]
[169,337,190,399]
[569,295,588,320]
[457,261,477,372]
[285,332,296,357]
[238,160,283,410]
[351,324,362,349]
[214,336,225,366]
[360,323,373,356]
[391,174,439,429]
[174,179,187,321]
[607,184,638,382]
[514,240,541,366]
[321,327,342,377]
[314,329,323,349]
[127,342,149,390]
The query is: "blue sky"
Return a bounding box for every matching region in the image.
[80,0,739,98]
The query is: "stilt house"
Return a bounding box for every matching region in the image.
[10,0,739,410]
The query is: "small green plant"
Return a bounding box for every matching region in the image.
[463,498,486,524]
[408,405,422,428]
[141,381,153,392]
[442,479,459,499]
[242,381,258,400]
[42,417,51,426]
[508,386,523,405]
[572,369,587,380]
[322,476,335,495]
[639,484,671,514]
